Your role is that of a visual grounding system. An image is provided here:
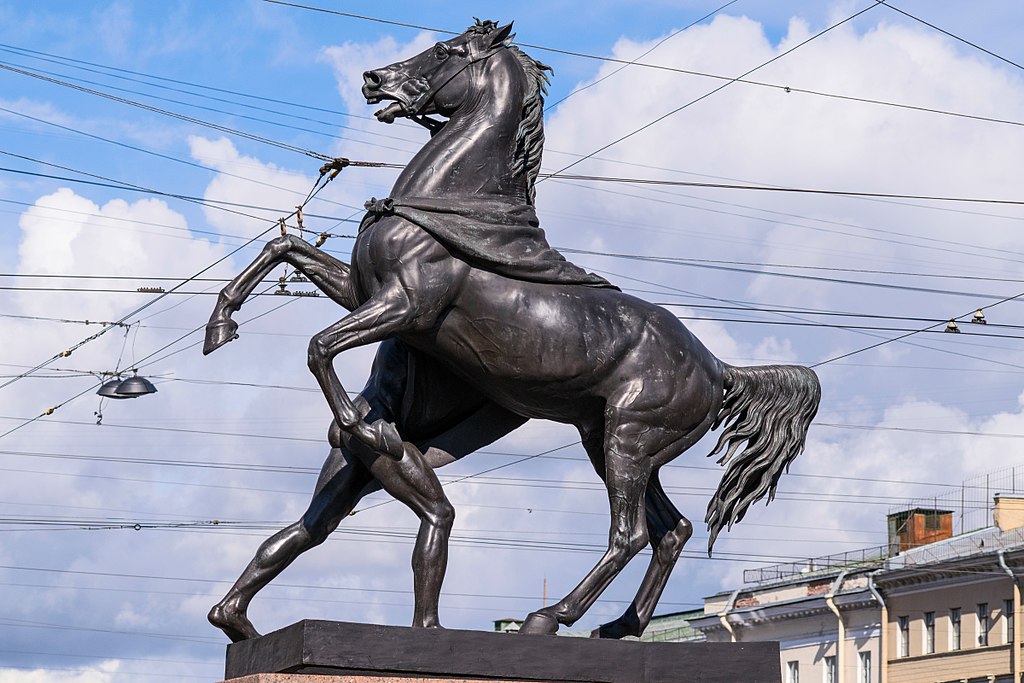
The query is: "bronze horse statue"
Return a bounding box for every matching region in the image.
[203,19,820,642]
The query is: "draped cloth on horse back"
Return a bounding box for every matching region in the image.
[360,196,619,290]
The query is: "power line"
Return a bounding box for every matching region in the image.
[0,62,332,162]
[253,0,1024,147]
[540,2,883,180]
[0,166,364,222]
[562,246,1024,300]
[878,1,1024,74]
[0,104,368,215]
[549,173,1024,207]
[0,44,424,142]
[544,0,742,111]
[0,151,336,418]
[811,283,1024,367]
[0,57,420,156]
[0,41,385,121]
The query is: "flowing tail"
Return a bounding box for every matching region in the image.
[705,364,821,553]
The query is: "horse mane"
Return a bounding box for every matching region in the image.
[466,20,551,204]
[508,47,552,205]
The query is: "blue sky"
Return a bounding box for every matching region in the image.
[3,1,1024,681]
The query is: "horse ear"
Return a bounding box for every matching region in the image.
[489,22,514,48]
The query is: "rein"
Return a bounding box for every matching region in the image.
[406,41,509,131]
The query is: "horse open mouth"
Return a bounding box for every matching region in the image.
[373,100,408,124]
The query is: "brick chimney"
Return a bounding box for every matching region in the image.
[887,508,954,553]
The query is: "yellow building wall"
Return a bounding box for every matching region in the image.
[888,646,1011,683]
[885,577,1016,683]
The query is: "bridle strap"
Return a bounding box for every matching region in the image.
[407,40,508,119]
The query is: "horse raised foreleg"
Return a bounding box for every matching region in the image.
[591,473,692,639]
[520,415,652,636]
[209,438,379,642]
[204,235,358,355]
[306,292,458,627]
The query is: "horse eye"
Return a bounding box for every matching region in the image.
[433,44,449,60]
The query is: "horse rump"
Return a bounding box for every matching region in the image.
[704,364,821,553]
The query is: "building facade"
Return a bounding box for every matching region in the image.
[682,493,1024,683]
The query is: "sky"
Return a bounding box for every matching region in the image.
[2,0,1024,681]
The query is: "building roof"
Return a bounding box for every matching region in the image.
[885,524,1024,570]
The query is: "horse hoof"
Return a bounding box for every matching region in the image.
[519,611,559,636]
[203,319,239,355]
[208,603,261,643]
[590,618,639,639]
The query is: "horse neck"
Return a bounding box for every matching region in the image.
[390,59,527,202]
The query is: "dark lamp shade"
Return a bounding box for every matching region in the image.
[97,378,133,399]
[115,375,158,397]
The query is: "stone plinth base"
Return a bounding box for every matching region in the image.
[220,620,780,683]
[222,677,544,683]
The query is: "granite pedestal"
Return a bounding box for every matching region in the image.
[218,620,780,683]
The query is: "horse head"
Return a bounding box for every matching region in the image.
[362,19,516,124]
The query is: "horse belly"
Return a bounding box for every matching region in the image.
[406,283,638,420]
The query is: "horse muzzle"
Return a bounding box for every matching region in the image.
[363,71,430,123]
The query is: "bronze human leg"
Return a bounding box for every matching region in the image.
[208,444,378,642]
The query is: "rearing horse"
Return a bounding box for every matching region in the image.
[203,20,820,642]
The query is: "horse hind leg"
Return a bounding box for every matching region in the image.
[520,415,653,636]
[591,471,692,639]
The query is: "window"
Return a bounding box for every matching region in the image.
[924,611,936,654]
[978,603,990,646]
[1006,599,1015,645]
[824,656,837,683]
[859,651,872,683]
[898,615,910,657]
[951,607,962,650]
[787,660,799,683]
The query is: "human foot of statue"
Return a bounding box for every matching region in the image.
[203,318,239,355]
[208,601,261,642]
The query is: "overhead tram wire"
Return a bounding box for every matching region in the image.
[878,1,1024,74]
[12,281,1024,343]
[258,2,1024,134]
[560,247,1024,300]
[7,154,1024,213]
[6,32,1024,169]
[546,173,1024,208]
[543,0,743,112]
[0,42,387,120]
[0,57,421,156]
[0,105,373,216]
[541,1,880,181]
[584,264,1024,376]
[11,254,1024,285]
[13,158,1024,288]
[811,284,1024,368]
[0,167,366,226]
[0,149,337,401]
[0,62,399,168]
[0,441,1008,489]
[0,47,426,146]
[6,46,1024,217]
[545,177,1024,274]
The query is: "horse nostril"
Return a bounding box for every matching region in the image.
[363,70,383,87]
